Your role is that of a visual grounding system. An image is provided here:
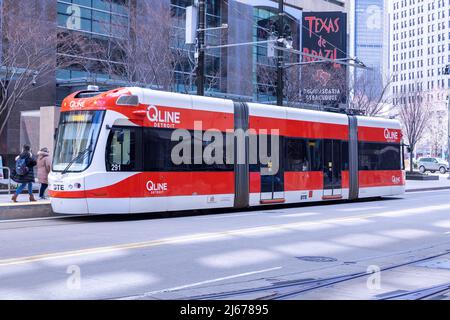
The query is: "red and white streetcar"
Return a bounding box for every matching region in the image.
[49,87,405,214]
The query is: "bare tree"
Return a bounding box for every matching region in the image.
[298,62,348,107]
[349,70,393,116]
[0,2,96,139]
[100,1,179,91]
[255,64,277,102]
[397,90,431,172]
[422,105,447,158]
[0,2,57,137]
[284,63,303,107]
[57,31,106,79]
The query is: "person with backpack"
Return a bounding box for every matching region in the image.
[11,145,37,202]
[37,147,51,200]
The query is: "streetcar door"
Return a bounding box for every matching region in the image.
[260,135,285,203]
[323,139,342,199]
[101,126,143,213]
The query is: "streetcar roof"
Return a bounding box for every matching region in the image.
[61,87,401,129]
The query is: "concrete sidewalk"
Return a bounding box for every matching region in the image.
[405,174,450,192]
[0,193,53,220]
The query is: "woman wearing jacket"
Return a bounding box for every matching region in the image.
[37,147,51,200]
[11,145,37,202]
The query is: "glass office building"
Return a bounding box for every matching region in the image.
[353,0,385,75]
[56,0,223,99]
[0,0,345,160]
[56,0,130,102]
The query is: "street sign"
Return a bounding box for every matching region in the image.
[267,35,276,58]
[185,5,198,45]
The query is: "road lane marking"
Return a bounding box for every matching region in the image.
[2,203,450,268]
[194,212,262,220]
[337,206,386,212]
[117,267,282,300]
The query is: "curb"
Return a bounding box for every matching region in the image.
[1,186,450,221]
[406,186,450,193]
[0,203,54,221]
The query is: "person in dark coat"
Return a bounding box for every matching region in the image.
[11,145,37,202]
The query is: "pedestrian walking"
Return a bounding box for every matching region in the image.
[37,147,51,200]
[11,145,37,202]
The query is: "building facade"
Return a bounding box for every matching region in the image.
[0,0,347,164]
[349,0,389,79]
[389,0,449,157]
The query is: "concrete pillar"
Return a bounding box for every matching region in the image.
[39,106,60,157]
[20,110,40,154]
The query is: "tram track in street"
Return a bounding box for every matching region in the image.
[176,250,450,301]
[378,282,450,300]
[2,188,450,300]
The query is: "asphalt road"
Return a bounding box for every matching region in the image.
[1,190,450,300]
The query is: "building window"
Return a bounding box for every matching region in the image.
[253,7,298,103]
[57,0,129,38]
[170,0,222,94]
[56,0,130,87]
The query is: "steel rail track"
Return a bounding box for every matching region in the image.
[182,250,450,300]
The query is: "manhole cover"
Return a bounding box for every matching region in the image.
[296,256,338,263]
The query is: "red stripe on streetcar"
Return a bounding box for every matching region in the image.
[249,172,262,193]
[342,171,350,189]
[249,116,349,140]
[358,126,402,143]
[284,171,324,191]
[359,170,405,188]
[50,172,235,199]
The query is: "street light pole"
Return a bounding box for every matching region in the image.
[447,93,450,179]
[196,0,205,96]
[276,0,284,106]
[445,65,450,179]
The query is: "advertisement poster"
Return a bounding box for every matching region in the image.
[301,12,348,105]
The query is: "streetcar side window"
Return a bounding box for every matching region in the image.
[285,139,309,172]
[308,140,322,171]
[106,127,142,172]
[143,128,189,172]
[358,142,401,171]
[192,132,234,172]
[401,144,406,170]
[341,141,349,171]
[143,128,233,172]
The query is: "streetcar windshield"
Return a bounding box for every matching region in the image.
[53,111,105,172]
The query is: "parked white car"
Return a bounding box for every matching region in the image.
[418,157,449,174]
